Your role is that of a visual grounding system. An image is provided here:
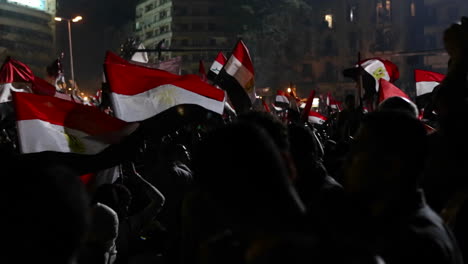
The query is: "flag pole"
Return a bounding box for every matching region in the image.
[357,52,363,109]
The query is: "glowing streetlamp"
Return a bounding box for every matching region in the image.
[55,15,83,90]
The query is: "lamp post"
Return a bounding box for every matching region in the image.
[55,15,83,91]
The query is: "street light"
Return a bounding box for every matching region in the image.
[55,15,83,90]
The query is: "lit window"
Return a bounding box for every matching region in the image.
[325,14,333,28]
[386,0,391,11]
[411,2,416,17]
[350,8,354,22]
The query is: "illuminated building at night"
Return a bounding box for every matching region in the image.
[0,0,57,76]
[134,0,236,74]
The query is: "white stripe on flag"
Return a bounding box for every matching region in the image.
[276,95,289,104]
[416,81,439,97]
[17,119,110,154]
[210,60,224,75]
[308,116,326,125]
[111,83,225,122]
[362,60,390,91]
[224,56,254,88]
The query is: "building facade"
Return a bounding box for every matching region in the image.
[292,0,468,101]
[134,0,236,74]
[0,0,56,76]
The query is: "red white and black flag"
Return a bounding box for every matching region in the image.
[414,69,445,108]
[208,52,227,82]
[105,52,226,122]
[308,111,327,125]
[217,40,255,114]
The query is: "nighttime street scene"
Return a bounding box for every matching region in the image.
[2,0,468,263]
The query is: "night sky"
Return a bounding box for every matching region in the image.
[56,0,137,93]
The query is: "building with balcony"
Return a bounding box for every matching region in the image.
[135,0,236,74]
[0,0,56,76]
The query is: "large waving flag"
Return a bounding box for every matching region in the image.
[414,69,445,97]
[13,92,137,154]
[379,79,410,103]
[105,54,226,122]
[217,40,255,113]
[208,52,227,82]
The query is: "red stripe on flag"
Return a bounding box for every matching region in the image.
[309,110,327,120]
[105,62,225,102]
[414,69,445,83]
[13,92,128,135]
[105,51,130,65]
[301,90,316,122]
[32,76,56,96]
[216,52,227,64]
[379,79,410,103]
[232,40,254,74]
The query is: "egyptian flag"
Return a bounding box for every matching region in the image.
[0,57,74,102]
[0,57,34,103]
[326,92,342,111]
[105,59,226,122]
[360,58,399,92]
[272,90,290,111]
[208,52,227,82]
[13,92,137,155]
[308,111,327,125]
[217,40,255,113]
[378,79,411,103]
[300,90,316,122]
[414,69,445,108]
[199,60,208,82]
[32,76,75,102]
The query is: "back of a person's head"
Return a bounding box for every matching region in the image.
[378,96,419,118]
[357,111,427,188]
[193,122,304,229]
[238,111,289,152]
[288,123,319,166]
[3,163,89,263]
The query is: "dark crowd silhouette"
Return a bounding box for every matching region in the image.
[3,17,468,264]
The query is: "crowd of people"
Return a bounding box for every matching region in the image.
[3,17,468,264]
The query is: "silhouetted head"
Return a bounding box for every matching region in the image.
[193,122,305,231]
[344,111,427,207]
[378,96,419,118]
[288,123,319,162]
[3,163,90,263]
[238,111,289,152]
